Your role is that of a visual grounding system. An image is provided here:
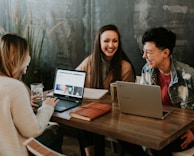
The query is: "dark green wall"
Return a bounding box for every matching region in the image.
[1,0,194,89]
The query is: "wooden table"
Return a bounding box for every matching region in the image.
[51,95,194,151]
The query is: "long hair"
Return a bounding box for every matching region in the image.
[91,24,135,88]
[0,33,29,80]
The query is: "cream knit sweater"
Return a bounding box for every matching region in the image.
[0,76,54,156]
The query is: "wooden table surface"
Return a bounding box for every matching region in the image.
[51,94,194,150]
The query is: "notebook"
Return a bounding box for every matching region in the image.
[83,88,108,99]
[52,68,86,112]
[116,81,173,119]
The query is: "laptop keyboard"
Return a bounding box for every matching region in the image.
[57,100,75,106]
[54,99,79,112]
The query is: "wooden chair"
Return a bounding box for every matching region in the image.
[24,137,66,156]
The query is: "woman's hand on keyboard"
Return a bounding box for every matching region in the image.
[44,97,59,107]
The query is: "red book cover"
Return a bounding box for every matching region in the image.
[70,102,112,121]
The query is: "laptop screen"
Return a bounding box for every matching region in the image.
[53,68,86,98]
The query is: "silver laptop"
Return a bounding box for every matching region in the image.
[116,81,173,119]
[53,68,86,112]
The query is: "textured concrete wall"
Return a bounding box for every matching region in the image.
[1,0,194,89]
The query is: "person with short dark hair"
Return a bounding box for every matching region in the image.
[141,27,194,156]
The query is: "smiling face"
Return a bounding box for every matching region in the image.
[100,30,119,61]
[142,42,166,68]
[142,41,171,73]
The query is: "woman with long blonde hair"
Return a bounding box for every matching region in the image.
[0,34,59,156]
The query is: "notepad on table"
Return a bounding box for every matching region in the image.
[83,88,108,99]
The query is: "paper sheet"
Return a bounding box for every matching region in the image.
[83,88,108,99]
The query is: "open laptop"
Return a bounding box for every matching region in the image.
[52,68,86,112]
[116,81,173,119]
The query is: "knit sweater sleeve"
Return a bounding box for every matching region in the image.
[10,81,54,138]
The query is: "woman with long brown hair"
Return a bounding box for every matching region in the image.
[76,25,147,156]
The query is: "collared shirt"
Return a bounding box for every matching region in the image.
[140,57,194,109]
